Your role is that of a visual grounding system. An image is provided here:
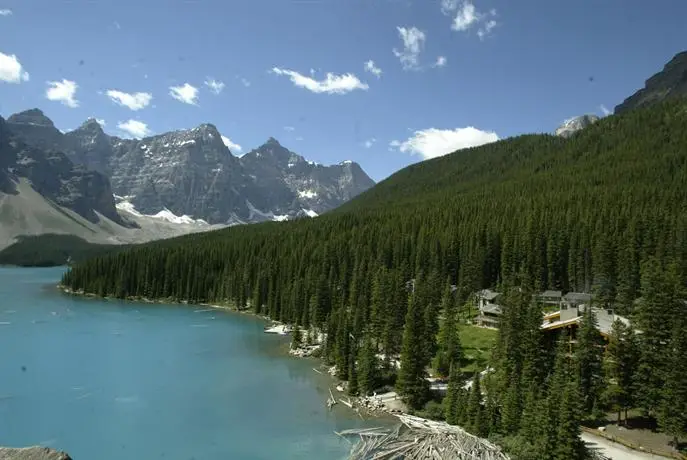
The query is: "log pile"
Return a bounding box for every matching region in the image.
[338,414,510,460]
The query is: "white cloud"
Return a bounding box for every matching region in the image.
[95,118,106,126]
[45,79,79,107]
[239,77,251,87]
[448,1,499,38]
[284,126,295,132]
[221,135,242,153]
[390,127,499,160]
[452,1,479,31]
[392,26,426,70]
[600,104,611,116]
[364,60,382,78]
[169,83,199,105]
[295,136,304,141]
[364,138,376,148]
[271,67,368,94]
[434,56,447,68]
[205,78,225,94]
[117,119,151,138]
[440,0,458,15]
[477,19,498,39]
[0,9,12,16]
[105,90,152,110]
[0,52,29,83]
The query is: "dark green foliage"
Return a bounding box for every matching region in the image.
[554,381,586,460]
[466,372,486,436]
[444,363,464,425]
[601,319,638,425]
[397,294,430,409]
[357,331,380,396]
[575,306,604,415]
[633,257,682,416]
[0,234,128,267]
[658,314,687,446]
[433,285,462,377]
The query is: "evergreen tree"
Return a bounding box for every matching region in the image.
[466,372,485,436]
[634,257,678,415]
[575,306,603,415]
[501,373,522,434]
[357,331,380,396]
[554,380,586,460]
[433,285,462,377]
[658,317,687,446]
[397,294,429,409]
[444,363,463,425]
[601,319,638,424]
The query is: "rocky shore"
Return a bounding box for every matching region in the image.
[0,447,72,460]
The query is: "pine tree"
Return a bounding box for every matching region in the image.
[658,317,687,446]
[397,293,429,409]
[466,372,484,436]
[501,373,522,434]
[554,380,586,460]
[634,257,677,415]
[444,363,463,425]
[348,340,359,396]
[575,305,603,415]
[601,319,638,425]
[433,285,462,377]
[357,332,380,396]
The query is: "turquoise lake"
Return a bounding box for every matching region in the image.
[0,267,381,459]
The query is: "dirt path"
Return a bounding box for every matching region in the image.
[581,432,669,460]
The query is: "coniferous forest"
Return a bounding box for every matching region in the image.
[62,99,687,458]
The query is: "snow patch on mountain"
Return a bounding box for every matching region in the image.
[298,189,318,199]
[555,115,600,138]
[245,200,290,222]
[115,196,209,226]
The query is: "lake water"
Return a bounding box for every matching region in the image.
[0,267,381,459]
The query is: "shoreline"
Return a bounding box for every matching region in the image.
[57,285,403,420]
[57,285,678,460]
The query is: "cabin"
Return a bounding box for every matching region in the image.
[474,289,502,327]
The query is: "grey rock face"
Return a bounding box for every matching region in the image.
[1,115,123,225]
[8,110,376,224]
[615,50,687,114]
[240,138,376,219]
[0,446,72,460]
[5,109,65,154]
[554,114,600,138]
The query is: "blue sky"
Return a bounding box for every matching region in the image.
[0,0,685,181]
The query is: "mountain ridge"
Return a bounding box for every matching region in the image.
[614,50,687,114]
[7,110,375,224]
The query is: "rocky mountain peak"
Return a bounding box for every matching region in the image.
[5,107,376,226]
[554,114,599,138]
[615,50,687,114]
[79,118,105,130]
[7,109,55,128]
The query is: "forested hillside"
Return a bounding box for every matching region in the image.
[61,98,687,458]
[0,235,126,267]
